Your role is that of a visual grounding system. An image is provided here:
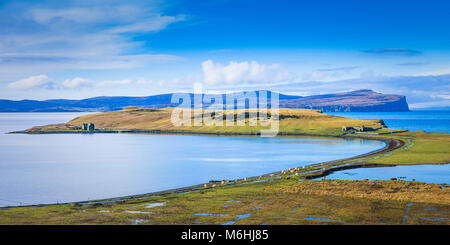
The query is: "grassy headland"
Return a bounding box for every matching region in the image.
[22,106,450,165]
[25,106,385,135]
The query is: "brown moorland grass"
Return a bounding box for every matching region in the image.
[26,107,384,135]
[0,179,448,225]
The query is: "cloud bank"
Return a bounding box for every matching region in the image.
[62,78,93,89]
[7,75,54,90]
[0,1,186,75]
[363,48,422,56]
[9,75,153,90]
[202,60,292,85]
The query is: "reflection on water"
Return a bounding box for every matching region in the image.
[0,113,385,206]
[327,164,450,184]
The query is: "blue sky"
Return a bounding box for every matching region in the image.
[1,0,450,109]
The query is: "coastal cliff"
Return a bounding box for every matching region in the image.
[280,90,410,112]
[0,89,409,112]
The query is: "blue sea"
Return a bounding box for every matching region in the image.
[328,110,450,184]
[0,111,448,206]
[0,113,385,206]
[329,111,450,133]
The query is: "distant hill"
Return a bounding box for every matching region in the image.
[279,90,410,112]
[24,107,386,136]
[0,89,409,112]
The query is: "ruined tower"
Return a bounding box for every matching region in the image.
[88,123,95,131]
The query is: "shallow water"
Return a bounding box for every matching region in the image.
[222,213,251,225]
[326,164,450,184]
[304,217,334,222]
[0,113,386,206]
[145,202,165,208]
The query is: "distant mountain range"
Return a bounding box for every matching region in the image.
[0,89,409,112]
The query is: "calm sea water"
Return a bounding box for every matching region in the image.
[330,111,450,133]
[0,113,385,206]
[328,111,450,183]
[325,164,450,184]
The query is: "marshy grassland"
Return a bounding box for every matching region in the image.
[2,107,449,225]
[0,179,448,225]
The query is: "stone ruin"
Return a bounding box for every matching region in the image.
[81,123,95,131]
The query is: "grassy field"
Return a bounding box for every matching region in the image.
[2,107,448,225]
[368,131,450,165]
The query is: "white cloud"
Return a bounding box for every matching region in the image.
[62,77,93,89]
[301,66,361,82]
[409,100,450,109]
[29,7,116,24]
[7,75,54,89]
[7,75,158,90]
[136,78,153,85]
[437,94,450,100]
[0,2,186,75]
[97,79,133,87]
[418,67,450,76]
[107,15,186,34]
[202,60,292,85]
[302,71,325,81]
